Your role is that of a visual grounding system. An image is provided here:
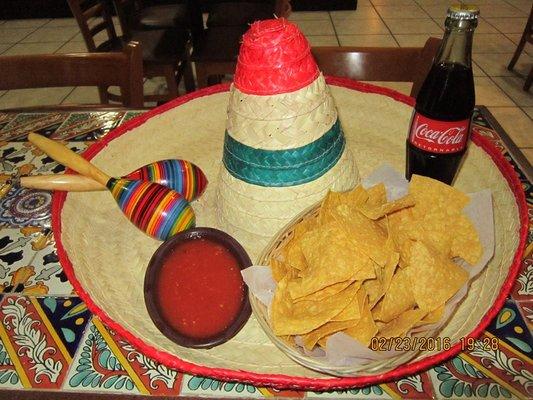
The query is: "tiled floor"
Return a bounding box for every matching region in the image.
[0,0,531,162]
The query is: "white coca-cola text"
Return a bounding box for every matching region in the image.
[413,123,466,145]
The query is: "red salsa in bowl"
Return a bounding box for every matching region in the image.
[144,228,252,348]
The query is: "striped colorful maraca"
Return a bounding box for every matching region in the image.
[28,133,195,240]
[7,159,207,202]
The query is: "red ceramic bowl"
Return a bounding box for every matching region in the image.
[144,227,252,349]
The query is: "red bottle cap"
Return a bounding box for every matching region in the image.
[234,18,320,95]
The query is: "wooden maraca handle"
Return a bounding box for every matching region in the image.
[28,133,111,186]
[20,175,104,191]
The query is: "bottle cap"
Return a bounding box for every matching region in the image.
[447,4,480,20]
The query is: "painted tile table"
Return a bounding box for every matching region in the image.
[0,107,531,400]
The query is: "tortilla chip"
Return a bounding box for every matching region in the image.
[334,206,390,267]
[409,174,469,218]
[296,280,357,303]
[416,305,445,326]
[302,319,357,350]
[373,267,416,322]
[290,223,374,298]
[406,241,469,312]
[270,258,287,283]
[344,289,378,346]
[377,308,428,338]
[271,276,357,336]
[332,284,365,321]
[451,214,482,265]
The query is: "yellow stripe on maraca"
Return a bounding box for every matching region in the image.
[146,192,174,236]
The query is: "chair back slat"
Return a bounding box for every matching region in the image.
[68,0,119,52]
[89,21,111,36]
[0,42,144,109]
[312,37,442,97]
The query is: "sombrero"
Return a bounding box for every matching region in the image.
[216,19,359,242]
[53,19,528,389]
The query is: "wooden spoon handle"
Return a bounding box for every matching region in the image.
[28,133,111,186]
[20,175,105,191]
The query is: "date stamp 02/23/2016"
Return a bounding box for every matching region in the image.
[370,336,500,352]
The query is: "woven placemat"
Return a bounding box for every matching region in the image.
[53,79,528,390]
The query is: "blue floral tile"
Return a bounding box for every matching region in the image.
[64,319,140,394]
[0,228,37,294]
[0,187,52,228]
[180,374,262,398]
[0,113,65,142]
[0,227,68,296]
[50,112,124,141]
[119,111,144,125]
[31,231,73,296]
[0,336,23,389]
[486,299,532,357]
[37,297,91,359]
[0,114,17,132]
[308,386,391,398]
[0,142,38,177]
[428,357,514,399]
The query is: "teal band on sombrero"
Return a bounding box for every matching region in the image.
[223,119,345,187]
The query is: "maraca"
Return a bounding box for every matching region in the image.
[4,159,208,202]
[28,133,195,240]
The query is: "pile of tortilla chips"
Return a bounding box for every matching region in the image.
[269,174,482,351]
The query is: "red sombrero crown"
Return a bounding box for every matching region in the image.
[234,18,320,96]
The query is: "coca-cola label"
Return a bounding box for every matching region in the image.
[409,113,470,153]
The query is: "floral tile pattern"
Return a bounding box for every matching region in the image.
[459,301,533,399]
[64,318,140,394]
[180,374,263,398]
[50,112,124,141]
[428,356,514,399]
[31,232,73,296]
[0,335,23,389]
[0,114,17,132]
[486,299,532,358]
[512,258,533,302]
[120,111,145,125]
[0,228,38,294]
[0,142,38,177]
[0,227,70,295]
[102,322,183,396]
[0,107,530,398]
[307,386,391,398]
[0,187,52,228]
[0,113,65,142]
[383,372,436,399]
[0,296,72,389]
[37,297,91,359]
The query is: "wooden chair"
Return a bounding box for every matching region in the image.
[507,4,532,91]
[205,0,290,28]
[0,42,144,110]
[191,0,291,88]
[117,0,190,31]
[67,0,194,104]
[311,37,442,98]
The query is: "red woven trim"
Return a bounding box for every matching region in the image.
[52,80,528,391]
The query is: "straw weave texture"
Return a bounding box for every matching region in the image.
[60,86,520,378]
[227,75,337,149]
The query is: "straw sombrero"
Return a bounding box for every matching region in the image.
[52,20,528,389]
[216,19,359,242]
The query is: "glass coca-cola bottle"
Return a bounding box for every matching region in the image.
[406,5,479,184]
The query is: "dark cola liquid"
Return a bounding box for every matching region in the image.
[406,62,475,184]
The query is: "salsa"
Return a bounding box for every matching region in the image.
[156,238,245,340]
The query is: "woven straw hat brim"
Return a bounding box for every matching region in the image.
[53,81,527,389]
